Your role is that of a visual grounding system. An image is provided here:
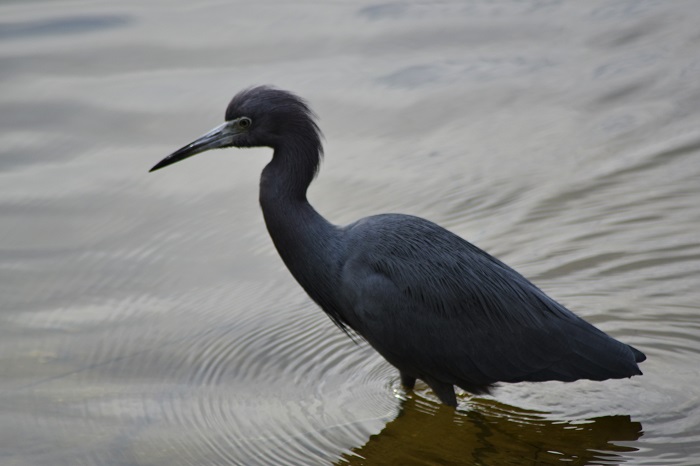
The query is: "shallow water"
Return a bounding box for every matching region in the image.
[2,1,700,464]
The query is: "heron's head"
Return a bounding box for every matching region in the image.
[149,86,321,172]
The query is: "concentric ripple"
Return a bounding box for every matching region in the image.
[91,281,397,466]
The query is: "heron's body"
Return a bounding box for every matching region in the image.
[151,86,645,406]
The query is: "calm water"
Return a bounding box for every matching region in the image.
[2,1,700,464]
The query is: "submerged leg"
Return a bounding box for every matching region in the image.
[400,371,416,389]
[423,376,457,407]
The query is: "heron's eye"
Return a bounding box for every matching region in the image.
[238,117,252,129]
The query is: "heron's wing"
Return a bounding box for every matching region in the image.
[340,215,641,388]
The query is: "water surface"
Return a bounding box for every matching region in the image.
[2,1,700,464]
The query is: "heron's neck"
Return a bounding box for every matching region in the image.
[261,139,319,201]
[259,141,340,307]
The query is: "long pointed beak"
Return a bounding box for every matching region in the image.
[149,121,238,172]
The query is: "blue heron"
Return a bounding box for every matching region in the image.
[150,86,645,406]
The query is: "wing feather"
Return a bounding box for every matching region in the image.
[339,214,642,389]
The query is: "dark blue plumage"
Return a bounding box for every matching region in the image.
[150,86,645,406]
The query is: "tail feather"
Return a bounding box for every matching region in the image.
[539,318,646,382]
[630,345,647,364]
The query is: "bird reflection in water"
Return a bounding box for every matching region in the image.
[341,396,643,465]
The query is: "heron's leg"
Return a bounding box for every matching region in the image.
[423,376,457,407]
[400,372,416,389]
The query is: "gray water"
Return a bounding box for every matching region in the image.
[2,1,699,465]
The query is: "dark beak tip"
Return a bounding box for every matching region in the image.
[148,153,181,173]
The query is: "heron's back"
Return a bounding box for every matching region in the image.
[338,213,645,391]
